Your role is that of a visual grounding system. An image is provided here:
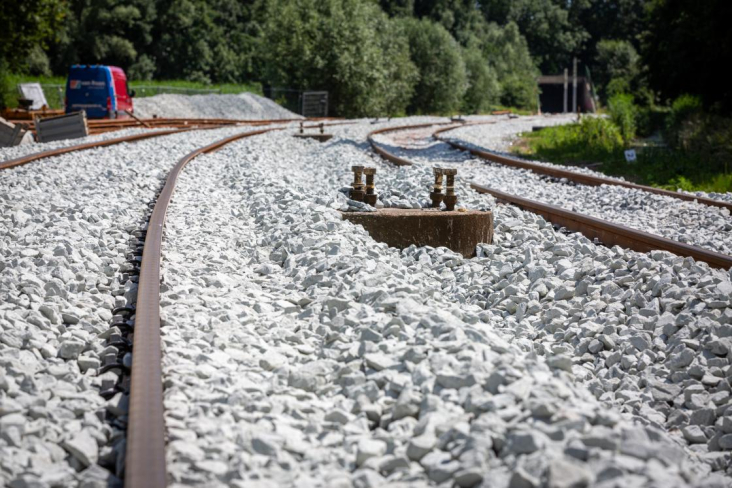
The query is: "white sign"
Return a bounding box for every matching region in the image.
[18,83,49,110]
[624,149,637,163]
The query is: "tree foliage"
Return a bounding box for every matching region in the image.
[400,18,467,114]
[0,0,66,72]
[477,0,588,74]
[642,0,732,111]
[260,0,417,117]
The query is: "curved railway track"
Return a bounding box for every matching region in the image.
[8,116,342,136]
[433,123,732,212]
[367,123,732,270]
[126,127,280,488]
[0,119,349,171]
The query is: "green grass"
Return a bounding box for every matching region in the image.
[4,74,262,109]
[514,119,732,193]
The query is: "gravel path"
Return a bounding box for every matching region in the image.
[373,124,732,255]
[158,121,732,487]
[133,93,302,120]
[2,117,730,487]
[0,126,268,487]
[0,127,168,164]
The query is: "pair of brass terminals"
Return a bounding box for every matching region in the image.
[430,167,458,211]
[351,165,378,206]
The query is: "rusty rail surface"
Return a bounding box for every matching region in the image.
[367,122,457,166]
[432,124,732,212]
[8,116,337,136]
[369,125,732,270]
[0,128,194,171]
[472,183,732,270]
[126,127,279,488]
[1,119,348,171]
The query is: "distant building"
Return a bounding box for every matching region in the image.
[538,75,595,114]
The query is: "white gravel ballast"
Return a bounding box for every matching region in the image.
[0,126,270,487]
[1,116,730,488]
[158,122,732,487]
[133,93,302,120]
[373,122,732,255]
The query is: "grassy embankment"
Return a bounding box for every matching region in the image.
[3,74,262,109]
[513,96,732,194]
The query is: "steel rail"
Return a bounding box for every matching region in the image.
[471,183,732,269]
[0,127,219,171]
[369,126,732,270]
[125,126,279,488]
[367,122,457,166]
[432,124,732,212]
[10,117,339,136]
[1,118,346,171]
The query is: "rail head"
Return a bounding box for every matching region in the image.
[471,182,732,270]
[125,127,279,488]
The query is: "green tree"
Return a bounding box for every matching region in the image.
[481,21,538,109]
[461,45,499,113]
[0,0,66,72]
[643,0,732,111]
[400,17,467,114]
[595,39,640,99]
[477,0,588,74]
[260,0,416,117]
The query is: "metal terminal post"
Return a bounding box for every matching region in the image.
[319,123,324,134]
[351,165,365,201]
[363,167,377,206]
[299,122,304,134]
[430,167,445,208]
[443,168,457,211]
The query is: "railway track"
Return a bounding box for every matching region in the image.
[367,123,732,270]
[433,123,732,212]
[125,127,280,488]
[6,116,342,136]
[3,117,730,486]
[0,119,348,171]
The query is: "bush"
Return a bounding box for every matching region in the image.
[607,93,637,143]
[260,0,416,117]
[521,117,624,163]
[400,18,467,114]
[26,45,52,76]
[665,94,703,148]
[0,60,13,109]
[461,45,499,113]
[595,40,640,100]
[481,22,538,110]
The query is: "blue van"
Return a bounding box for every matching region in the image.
[65,65,135,119]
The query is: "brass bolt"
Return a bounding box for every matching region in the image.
[363,167,377,206]
[430,167,445,208]
[443,168,457,211]
[351,165,365,201]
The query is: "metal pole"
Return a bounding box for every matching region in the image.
[572,57,578,113]
[563,69,568,114]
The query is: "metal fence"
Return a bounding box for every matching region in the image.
[263,87,329,117]
[38,84,65,109]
